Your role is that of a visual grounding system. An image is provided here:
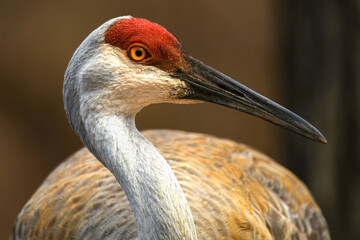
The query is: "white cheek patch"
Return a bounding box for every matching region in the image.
[79,44,193,115]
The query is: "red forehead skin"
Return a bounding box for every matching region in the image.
[105,17,187,72]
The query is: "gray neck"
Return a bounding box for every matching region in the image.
[82,112,197,240]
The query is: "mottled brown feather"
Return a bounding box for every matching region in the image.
[11,130,330,240]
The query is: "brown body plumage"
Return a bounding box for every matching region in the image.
[12,130,329,239]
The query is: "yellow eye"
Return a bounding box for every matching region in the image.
[129,46,148,61]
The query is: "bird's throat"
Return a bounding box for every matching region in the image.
[81,113,198,240]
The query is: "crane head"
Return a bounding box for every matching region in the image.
[64,16,326,143]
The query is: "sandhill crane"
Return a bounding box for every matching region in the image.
[11,16,330,240]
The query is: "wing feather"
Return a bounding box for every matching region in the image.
[12,130,330,240]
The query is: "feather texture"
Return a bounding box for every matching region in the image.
[12,130,330,240]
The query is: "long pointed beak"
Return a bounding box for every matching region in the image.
[172,56,327,143]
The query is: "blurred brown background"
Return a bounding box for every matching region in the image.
[0,0,359,239]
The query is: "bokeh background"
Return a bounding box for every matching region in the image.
[1,1,359,239]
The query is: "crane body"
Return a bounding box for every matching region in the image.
[11,16,330,239]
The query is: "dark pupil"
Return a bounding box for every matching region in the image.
[135,49,143,57]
